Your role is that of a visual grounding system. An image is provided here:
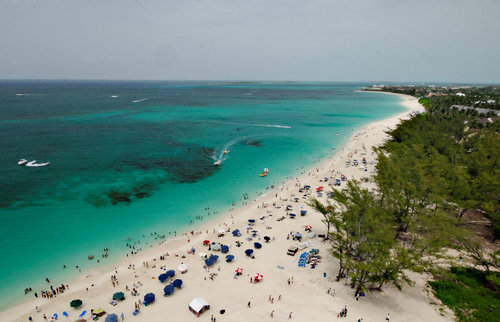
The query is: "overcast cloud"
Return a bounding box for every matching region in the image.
[0,0,499,82]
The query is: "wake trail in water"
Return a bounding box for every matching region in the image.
[132,98,149,103]
[210,135,266,165]
[214,121,291,129]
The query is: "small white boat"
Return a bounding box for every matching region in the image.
[214,160,221,166]
[25,160,50,167]
[18,159,28,165]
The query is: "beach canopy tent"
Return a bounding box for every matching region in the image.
[211,243,221,251]
[70,299,83,308]
[300,210,307,215]
[254,273,263,282]
[221,245,229,253]
[178,263,188,273]
[254,242,262,249]
[205,258,215,266]
[263,236,271,242]
[203,240,210,245]
[172,279,183,288]
[158,273,169,283]
[164,284,175,296]
[105,313,118,322]
[235,268,243,274]
[112,292,125,301]
[165,270,176,277]
[225,254,234,262]
[189,298,210,317]
[144,293,155,304]
[232,229,241,237]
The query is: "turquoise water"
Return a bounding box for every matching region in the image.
[0,81,404,311]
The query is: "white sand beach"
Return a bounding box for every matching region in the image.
[2,93,453,322]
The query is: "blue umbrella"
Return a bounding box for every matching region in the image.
[225,254,235,262]
[245,249,254,256]
[105,313,118,322]
[144,293,155,304]
[300,210,307,215]
[232,229,240,236]
[172,279,183,288]
[163,284,175,296]
[209,254,219,261]
[158,273,168,283]
[205,258,214,266]
[221,245,229,253]
[165,269,175,277]
[254,242,262,249]
[248,219,255,223]
[289,213,296,218]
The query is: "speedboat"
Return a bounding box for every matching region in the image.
[26,160,50,167]
[18,159,28,165]
[223,150,229,154]
[214,160,221,166]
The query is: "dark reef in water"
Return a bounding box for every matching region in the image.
[86,144,217,207]
[243,139,263,147]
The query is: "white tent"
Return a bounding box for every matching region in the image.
[189,298,210,316]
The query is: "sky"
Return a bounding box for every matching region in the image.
[0,0,499,83]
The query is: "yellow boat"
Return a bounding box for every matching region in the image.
[260,168,269,177]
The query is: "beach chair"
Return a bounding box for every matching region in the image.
[132,309,140,316]
[62,311,69,317]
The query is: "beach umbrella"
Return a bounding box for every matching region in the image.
[295,233,302,238]
[209,254,219,261]
[178,263,188,273]
[198,252,207,258]
[165,269,175,277]
[248,219,255,223]
[70,299,83,308]
[289,213,296,218]
[245,249,254,256]
[305,185,311,189]
[203,240,210,245]
[235,268,243,274]
[93,308,105,315]
[225,254,234,262]
[221,245,229,253]
[158,273,168,283]
[105,314,118,322]
[112,292,125,301]
[254,273,263,282]
[316,186,324,191]
[263,236,271,242]
[144,293,155,304]
[205,258,214,266]
[172,279,183,288]
[305,225,312,231]
[232,229,240,236]
[254,242,262,249]
[212,243,221,251]
[163,284,175,296]
[300,210,307,215]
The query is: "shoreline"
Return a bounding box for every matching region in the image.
[2,93,453,322]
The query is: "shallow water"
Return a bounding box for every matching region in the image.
[0,81,404,311]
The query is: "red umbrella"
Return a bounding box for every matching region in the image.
[203,240,210,245]
[254,273,263,282]
[305,225,312,231]
[235,268,243,274]
[316,186,324,192]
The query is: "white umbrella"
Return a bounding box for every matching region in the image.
[178,263,188,273]
[198,252,207,258]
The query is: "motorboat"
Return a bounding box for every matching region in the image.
[214,160,221,166]
[223,150,229,154]
[18,159,28,165]
[260,168,269,177]
[25,160,50,167]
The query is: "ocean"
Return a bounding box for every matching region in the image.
[0,81,404,311]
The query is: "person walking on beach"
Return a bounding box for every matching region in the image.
[386,313,391,321]
[270,310,274,318]
[248,301,251,308]
[288,312,293,319]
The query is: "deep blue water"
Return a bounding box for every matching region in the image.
[0,81,404,311]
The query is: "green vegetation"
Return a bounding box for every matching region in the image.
[428,267,500,321]
[310,85,500,320]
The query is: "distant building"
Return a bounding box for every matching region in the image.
[452,105,500,116]
[487,99,496,104]
[456,93,466,97]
